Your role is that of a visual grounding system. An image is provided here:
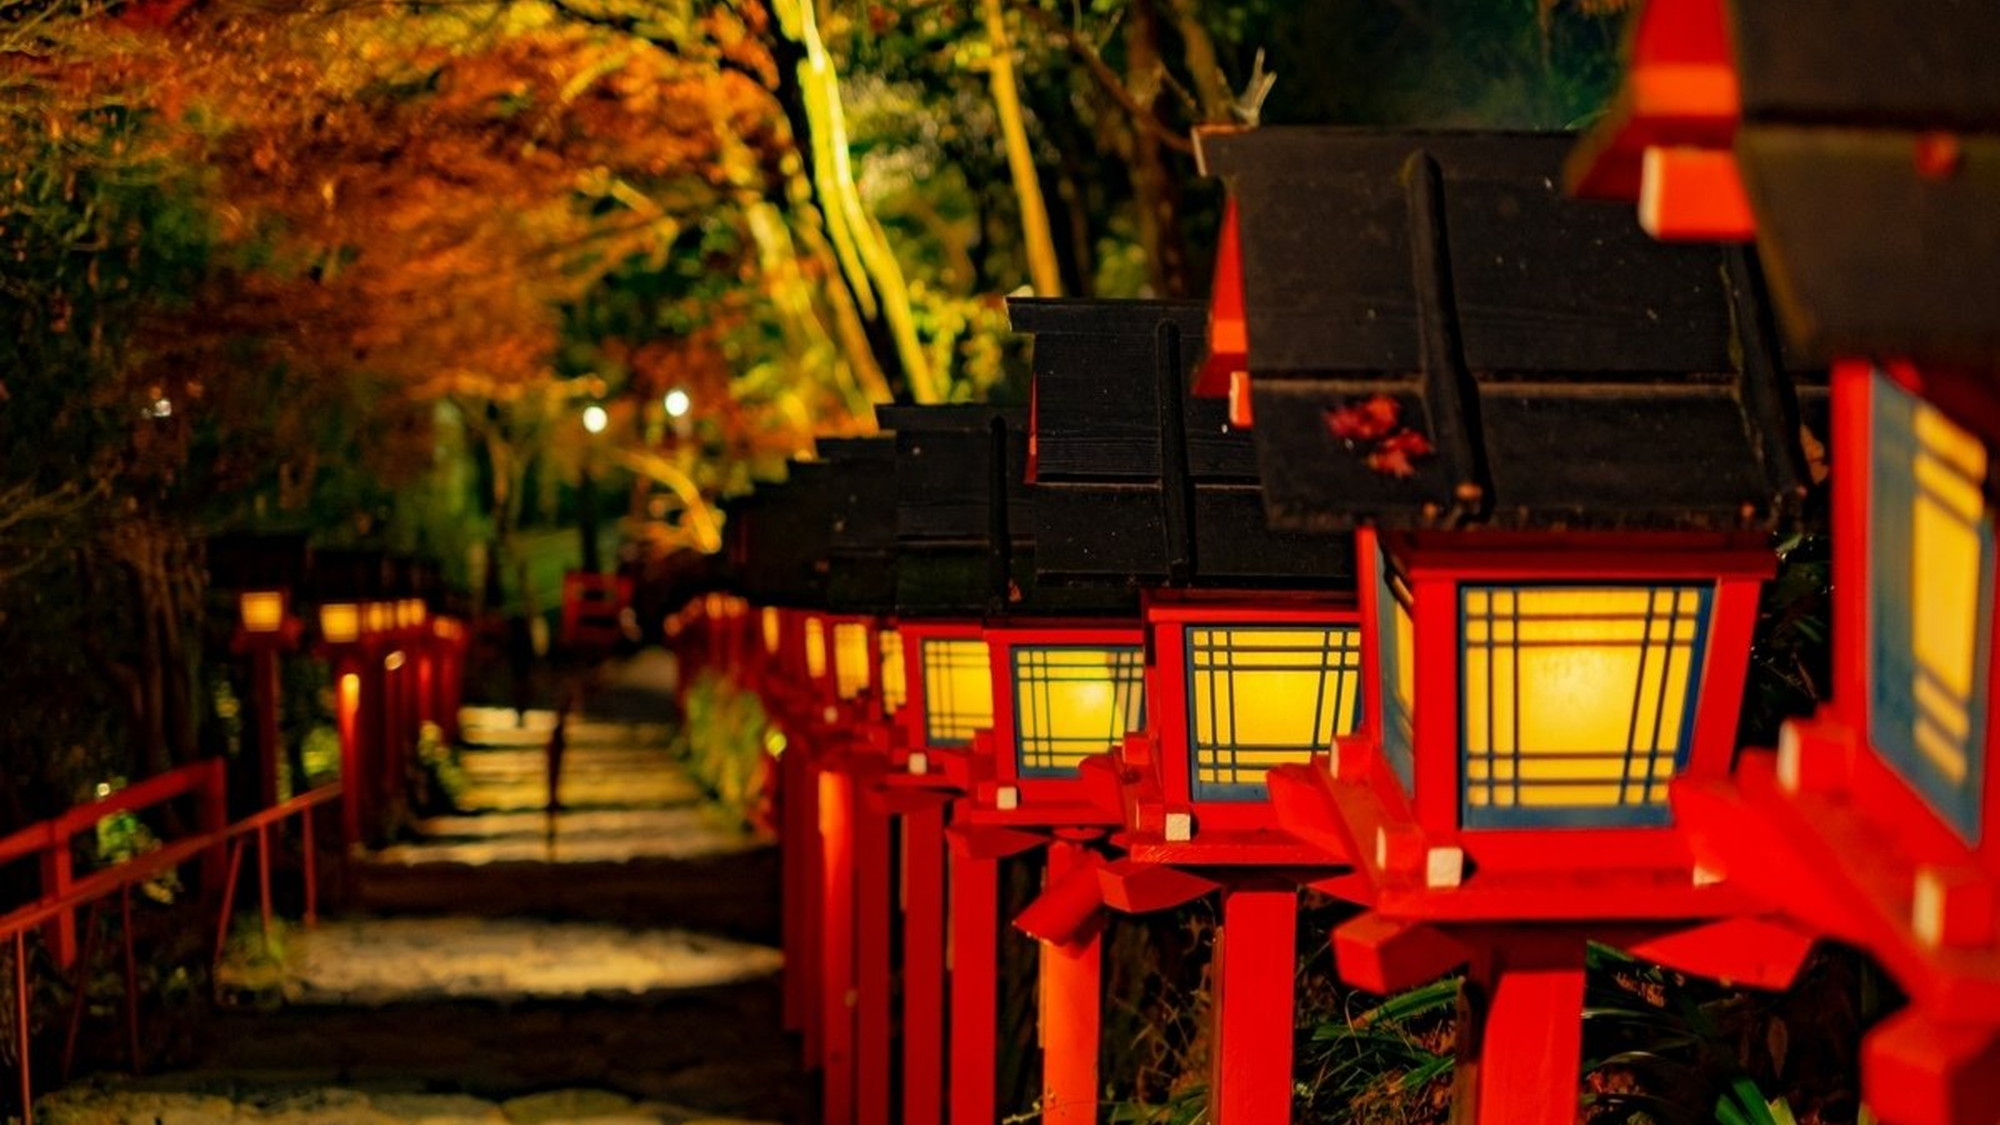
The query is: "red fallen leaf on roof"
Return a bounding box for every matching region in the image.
[1366,429,1435,479]
[1325,394,1403,443]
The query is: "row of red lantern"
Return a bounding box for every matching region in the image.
[235,590,471,850]
[669,592,1387,1125]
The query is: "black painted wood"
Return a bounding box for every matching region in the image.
[1010,297,1353,586]
[1202,128,1822,533]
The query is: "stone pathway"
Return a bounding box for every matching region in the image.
[44,654,807,1125]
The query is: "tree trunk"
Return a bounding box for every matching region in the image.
[982,0,1063,298]
[1127,0,1191,298]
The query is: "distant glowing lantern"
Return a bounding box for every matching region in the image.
[664,388,692,418]
[320,603,361,645]
[762,607,782,655]
[879,630,907,714]
[1183,622,1363,800]
[919,637,994,746]
[1008,645,1146,778]
[805,615,828,681]
[384,650,407,672]
[239,590,287,634]
[404,598,428,628]
[834,621,873,700]
[582,404,609,434]
[365,602,393,635]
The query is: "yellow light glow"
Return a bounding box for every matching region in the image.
[405,599,428,628]
[365,603,392,634]
[762,607,782,654]
[879,631,907,714]
[1012,646,1146,776]
[920,638,993,745]
[240,591,285,634]
[320,603,360,644]
[805,616,827,680]
[384,650,407,672]
[1910,401,1988,782]
[1461,586,1706,814]
[1188,626,1363,791]
[834,622,872,700]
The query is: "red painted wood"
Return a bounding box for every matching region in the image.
[1331,913,1468,995]
[903,799,948,1125]
[1685,576,1764,778]
[1039,841,1103,1125]
[1864,1007,2000,1125]
[855,782,893,1125]
[1456,942,1588,1125]
[1192,200,1246,399]
[1014,847,1105,944]
[1623,916,1815,991]
[1096,858,1218,914]
[819,767,857,1125]
[1213,885,1298,1125]
[1409,573,1460,835]
[948,848,1000,1125]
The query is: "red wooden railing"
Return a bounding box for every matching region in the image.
[0,761,341,1124]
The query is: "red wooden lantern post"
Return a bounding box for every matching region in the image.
[1013,296,1367,1125]
[316,601,375,850]
[1569,6,2000,1121]
[949,619,1142,1125]
[233,590,303,810]
[1196,127,1822,1125]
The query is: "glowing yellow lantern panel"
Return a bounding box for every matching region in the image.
[1188,625,1363,799]
[240,591,285,634]
[320,603,361,645]
[1012,646,1146,777]
[761,607,782,655]
[920,639,993,746]
[805,617,828,681]
[834,622,872,700]
[879,631,908,714]
[1869,371,1993,842]
[1460,585,1711,827]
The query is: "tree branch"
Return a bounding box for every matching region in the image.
[1015,2,1195,157]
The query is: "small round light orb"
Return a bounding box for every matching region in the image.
[663,388,691,418]
[582,404,609,434]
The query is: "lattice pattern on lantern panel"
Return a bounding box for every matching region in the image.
[834,622,872,700]
[1013,646,1147,777]
[879,630,907,714]
[1460,585,1711,828]
[805,617,827,681]
[761,607,781,655]
[1870,370,1994,843]
[921,638,993,746]
[1187,626,1364,800]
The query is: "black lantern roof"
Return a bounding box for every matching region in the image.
[1012,297,1353,588]
[1199,129,1823,534]
[877,404,1135,619]
[1728,1,2000,371]
[819,435,898,615]
[724,465,834,609]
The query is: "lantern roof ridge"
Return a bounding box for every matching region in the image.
[1006,297,1207,336]
[1203,128,1822,534]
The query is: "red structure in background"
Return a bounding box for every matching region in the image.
[233,590,305,810]
[1196,128,1823,1125]
[1571,5,2000,1122]
[560,571,632,651]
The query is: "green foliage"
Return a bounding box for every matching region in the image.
[669,669,777,830]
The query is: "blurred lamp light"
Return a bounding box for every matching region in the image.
[664,388,692,418]
[366,602,393,634]
[834,621,872,700]
[879,630,907,714]
[240,590,286,634]
[320,603,360,644]
[582,405,609,434]
[762,607,782,654]
[805,616,828,681]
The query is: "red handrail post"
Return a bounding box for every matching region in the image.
[39,842,76,969]
[199,758,229,896]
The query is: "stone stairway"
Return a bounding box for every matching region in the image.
[40,655,807,1125]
